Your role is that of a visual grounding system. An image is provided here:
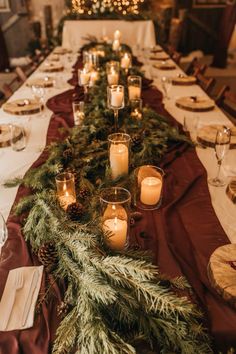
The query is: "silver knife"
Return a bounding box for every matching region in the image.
[21,270,39,327]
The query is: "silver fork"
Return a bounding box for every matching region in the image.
[1,270,24,330]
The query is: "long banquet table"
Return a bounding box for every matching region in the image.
[0,43,236,353]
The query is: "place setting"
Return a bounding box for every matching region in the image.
[175,95,215,112]
[152,60,176,71]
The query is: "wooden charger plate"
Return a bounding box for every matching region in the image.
[153,62,176,71]
[176,96,215,112]
[54,47,72,55]
[172,76,197,86]
[226,179,236,204]
[208,244,236,309]
[26,77,54,88]
[41,62,64,73]
[197,124,236,148]
[2,99,43,115]
[0,124,23,148]
[149,54,170,61]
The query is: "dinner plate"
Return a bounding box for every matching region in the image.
[197,124,236,148]
[26,77,54,88]
[172,75,197,86]
[2,99,43,115]
[176,96,215,112]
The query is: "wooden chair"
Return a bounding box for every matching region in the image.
[185,57,207,76]
[2,83,13,99]
[194,70,216,94]
[15,67,27,83]
[215,86,236,119]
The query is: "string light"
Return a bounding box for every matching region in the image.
[71,0,145,15]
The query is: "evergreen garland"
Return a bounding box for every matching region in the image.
[6,42,212,353]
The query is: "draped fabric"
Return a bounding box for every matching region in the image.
[212,2,236,68]
[1,56,236,354]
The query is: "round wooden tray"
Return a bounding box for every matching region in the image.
[54,47,72,55]
[172,76,197,86]
[226,179,236,203]
[197,124,236,148]
[26,77,54,88]
[176,96,215,112]
[153,63,176,71]
[208,244,236,309]
[2,99,43,115]
[150,47,163,54]
[41,62,64,73]
[0,124,23,148]
[149,54,170,61]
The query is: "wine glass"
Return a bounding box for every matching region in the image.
[208,127,231,187]
[107,85,124,132]
[161,76,172,100]
[0,212,8,258]
[78,68,91,100]
[31,85,46,117]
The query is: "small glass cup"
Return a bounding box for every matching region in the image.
[134,165,164,210]
[108,133,130,180]
[128,75,142,101]
[55,172,76,210]
[72,101,85,126]
[10,124,26,151]
[106,61,120,85]
[107,85,124,131]
[100,187,131,251]
[130,98,143,120]
[161,76,172,99]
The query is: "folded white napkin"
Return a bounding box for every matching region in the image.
[0,266,43,331]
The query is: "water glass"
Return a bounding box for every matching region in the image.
[72,101,85,126]
[161,77,172,99]
[11,124,26,151]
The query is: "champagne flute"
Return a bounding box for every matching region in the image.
[107,85,124,132]
[161,76,172,100]
[0,212,8,258]
[208,127,231,187]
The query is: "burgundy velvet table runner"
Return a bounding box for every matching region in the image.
[0,59,236,354]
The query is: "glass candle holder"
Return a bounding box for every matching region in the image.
[128,75,142,101]
[112,39,120,52]
[89,69,99,87]
[107,85,124,131]
[72,101,85,126]
[134,165,164,210]
[130,98,143,120]
[106,61,120,86]
[100,187,131,251]
[108,133,130,180]
[78,68,91,97]
[120,52,132,73]
[55,172,76,210]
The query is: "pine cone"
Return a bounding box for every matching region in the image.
[66,202,84,221]
[132,134,142,148]
[130,211,143,221]
[38,242,58,271]
[57,301,69,317]
[78,187,90,200]
[63,148,73,162]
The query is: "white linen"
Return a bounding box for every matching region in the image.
[143,56,236,243]
[62,20,156,50]
[0,266,43,331]
[0,50,75,220]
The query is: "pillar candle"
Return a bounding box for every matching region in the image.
[140,177,162,205]
[103,217,127,250]
[110,143,129,179]
[121,53,130,69]
[89,70,99,86]
[111,90,123,108]
[114,30,121,40]
[112,39,120,51]
[108,69,119,85]
[128,86,141,100]
[80,70,90,85]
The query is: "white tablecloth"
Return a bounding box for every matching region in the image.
[62,20,156,50]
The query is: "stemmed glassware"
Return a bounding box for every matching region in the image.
[208,127,231,187]
[161,76,172,100]
[107,85,124,131]
[78,68,91,100]
[31,85,46,117]
[0,212,8,258]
